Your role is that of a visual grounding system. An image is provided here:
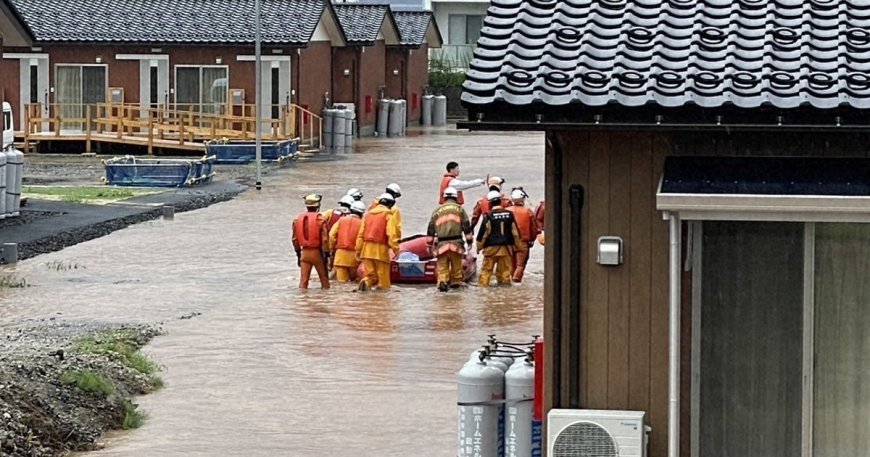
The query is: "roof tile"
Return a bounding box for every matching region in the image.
[8,0,327,45]
[333,4,389,44]
[462,0,870,110]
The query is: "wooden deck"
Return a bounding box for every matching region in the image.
[16,103,322,155]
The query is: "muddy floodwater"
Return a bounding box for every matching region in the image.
[0,127,545,456]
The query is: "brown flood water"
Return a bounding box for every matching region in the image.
[0,127,545,456]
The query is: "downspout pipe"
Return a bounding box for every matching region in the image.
[668,211,681,457]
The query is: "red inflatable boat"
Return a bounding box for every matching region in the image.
[356,234,477,284]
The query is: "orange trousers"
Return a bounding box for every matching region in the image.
[512,243,530,282]
[360,258,391,290]
[299,248,330,289]
[479,255,513,287]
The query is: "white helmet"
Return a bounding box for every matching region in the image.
[378,192,396,203]
[510,188,527,201]
[443,186,458,199]
[339,195,354,207]
[350,201,367,215]
[386,183,402,198]
[488,176,505,188]
[346,188,363,201]
[486,190,502,201]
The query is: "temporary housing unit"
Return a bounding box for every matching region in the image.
[389,11,442,124]
[0,0,347,152]
[331,3,400,136]
[460,1,870,457]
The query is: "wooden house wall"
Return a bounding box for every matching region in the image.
[544,129,870,457]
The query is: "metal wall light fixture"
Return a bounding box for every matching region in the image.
[343,69,351,76]
[597,236,624,266]
[392,69,399,76]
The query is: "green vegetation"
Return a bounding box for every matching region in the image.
[60,370,116,396]
[45,260,82,271]
[122,400,147,429]
[0,274,27,288]
[73,329,163,388]
[428,56,467,93]
[22,186,160,204]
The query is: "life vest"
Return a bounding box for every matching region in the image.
[482,210,516,247]
[534,201,545,230]
[294,212,324,249]
[363,211,389,244]
[325,209,345,233]
[476,196,512,220]
[440,173,464,205]
[508,205,535,241]
[335,215,362,250]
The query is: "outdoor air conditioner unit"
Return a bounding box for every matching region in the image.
[548,409,649,457]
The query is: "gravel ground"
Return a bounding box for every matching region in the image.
[0,321,163,457]
[0,154,300,261]
[0,154,273,456]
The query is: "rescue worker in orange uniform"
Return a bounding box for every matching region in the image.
[368,183,403,240]
[356,193,400,291]
[322,194,354,234]
[506,188,540,282]
[476,190,523,287]
[471,176,513,229]
[534,200,546,245]
[292,194,330,289]
[439,161,485,205]
[329,200,366,282]
[427,187,474,292]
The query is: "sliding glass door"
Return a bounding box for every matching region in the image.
[55,64,106,131]
[175,66,227,114]
[696,221,870,457]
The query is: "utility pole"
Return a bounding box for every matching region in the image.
[254,0,262,190]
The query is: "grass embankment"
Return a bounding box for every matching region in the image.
[22,186,161,204]
[61,329,165,429]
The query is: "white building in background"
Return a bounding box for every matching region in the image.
[354,0,485,69]
[425,0,487,68]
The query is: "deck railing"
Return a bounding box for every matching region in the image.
[21,102,322,155]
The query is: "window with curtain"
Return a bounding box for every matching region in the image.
[813,223,870,456]
[175,66,227,113]
[695,221,870,457]
[56,65,82,131]
[699,221,804,457]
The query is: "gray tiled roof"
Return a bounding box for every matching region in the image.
[6,0,328,44]
[333,4,390,44]
[462,0,870,111]
[393,11,431,46]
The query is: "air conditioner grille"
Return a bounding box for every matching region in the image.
[552,421,617,457]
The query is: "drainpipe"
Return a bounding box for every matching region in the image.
[668,211,681,457]
[548,131,563,409]
[567,183,584,409]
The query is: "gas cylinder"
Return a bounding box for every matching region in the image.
[505,358,540,457]
[376,98,390,136]
[458,359,505,457]
[322,108,334,149]
[10,149,22,216]
[468,348,509,373]
[0,151,6,219]
[4,149,15,217]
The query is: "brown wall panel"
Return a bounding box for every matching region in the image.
[627,134,652,414]
[1,57,20,124]
[332,47,358,107]
[385,48,406,100]
[606,132,633,410]
[407,44,428,122]
[358,41,386,130]
[298,41,333,116]
[585,131,611,409]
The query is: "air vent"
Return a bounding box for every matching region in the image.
[552,422,617,457]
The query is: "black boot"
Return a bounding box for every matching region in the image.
[438,282,449,292]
